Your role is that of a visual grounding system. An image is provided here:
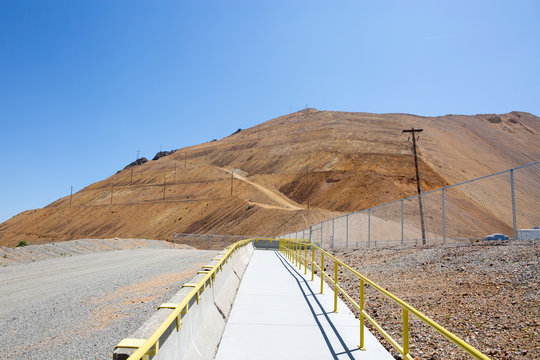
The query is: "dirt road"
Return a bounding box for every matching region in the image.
[223,168,304,210]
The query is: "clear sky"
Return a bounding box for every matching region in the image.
[1,0,539,223]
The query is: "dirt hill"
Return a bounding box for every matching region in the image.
[0,110,538,247]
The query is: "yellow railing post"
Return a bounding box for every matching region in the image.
[311,244,314,281]
[334,260,338,312]
[403,308,409,357]
[295,242,298,268]
[359,278,365,350]
[304,243,307,275]
[287,241,290,260]
[320,251,324,294]
[299,243,302,271]
[295,242,298,267]
[289,241,291,260]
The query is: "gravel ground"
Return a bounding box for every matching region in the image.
[0,238,191,267]
[0,245,217,360]
[325,240,539,359]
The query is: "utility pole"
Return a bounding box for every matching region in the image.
[402,128,426,245]
[306,166,310,209]
[69,185,73,206]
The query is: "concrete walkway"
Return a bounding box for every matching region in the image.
[215,250,394,360]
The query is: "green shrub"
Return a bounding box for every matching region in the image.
[16,240,28,247]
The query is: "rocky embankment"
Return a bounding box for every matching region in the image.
[329,241,539,359]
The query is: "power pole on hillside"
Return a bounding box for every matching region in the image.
[174,164,177,182]
[402,128,426,245]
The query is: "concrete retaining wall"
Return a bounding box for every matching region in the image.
[113,242,255,360]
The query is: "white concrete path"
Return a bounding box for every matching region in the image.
[215,250,394,360]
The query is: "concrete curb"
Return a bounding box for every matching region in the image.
[113,242,255,360]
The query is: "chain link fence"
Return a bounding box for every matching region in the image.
[280,161,540,248]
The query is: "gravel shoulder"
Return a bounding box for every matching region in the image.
[0,238,191,267]
[328,240,539,360]
[0,244,217,360]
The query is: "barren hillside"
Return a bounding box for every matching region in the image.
[0,110,538,247]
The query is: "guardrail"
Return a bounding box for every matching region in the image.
[114,238,256,360]
[279,239,491,360]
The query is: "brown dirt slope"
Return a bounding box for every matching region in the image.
[0,110,538,247]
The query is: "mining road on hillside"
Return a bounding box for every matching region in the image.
[221,167,304,210]
[0,247,217,360]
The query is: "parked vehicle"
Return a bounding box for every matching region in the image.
[485,233,509,241]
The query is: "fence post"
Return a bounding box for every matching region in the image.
[320,223,323,248]
[510,169,518,240]
[309,225,313,243]
[332,218,335,249]
[401,199,404,246]
[442,188,446,244]
[368,208,371,248]
[346,214,349,249]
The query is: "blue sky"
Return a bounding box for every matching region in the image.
[1,0,539,223]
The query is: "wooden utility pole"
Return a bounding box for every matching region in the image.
[402,128,426,245]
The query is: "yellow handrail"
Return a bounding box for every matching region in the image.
[118,237,258,360]
[279,239,490,360]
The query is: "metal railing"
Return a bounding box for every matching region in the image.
[114,238,255,360]
[279,239,490,360]
[281,161,540,248]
